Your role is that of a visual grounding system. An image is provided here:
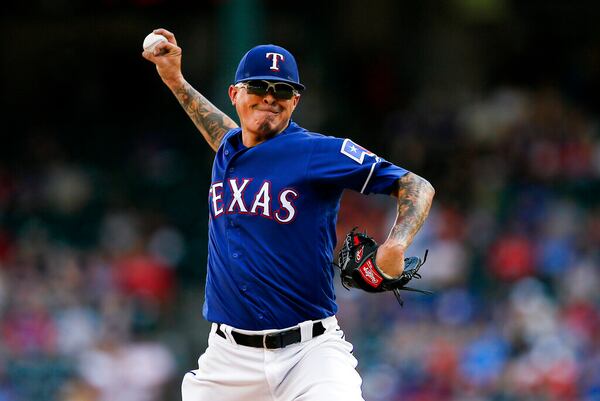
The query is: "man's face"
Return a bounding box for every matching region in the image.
[229,81,300,139]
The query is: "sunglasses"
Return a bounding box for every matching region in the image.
[235,80,300,100]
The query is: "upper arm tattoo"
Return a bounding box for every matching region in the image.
[388,173,435,248]
[173,82,238,151]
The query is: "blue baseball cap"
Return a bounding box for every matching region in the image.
[234,44,305,90]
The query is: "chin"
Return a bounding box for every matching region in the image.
[252,116,278,133]
[257,121,279,136]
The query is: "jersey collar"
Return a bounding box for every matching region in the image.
[226,120,302,151]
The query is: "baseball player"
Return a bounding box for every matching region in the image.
[142,28,435,401]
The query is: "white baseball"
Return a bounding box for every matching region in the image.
[143,33,167,52]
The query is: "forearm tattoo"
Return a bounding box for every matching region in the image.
[173,82,238,151]
[389,173,435,249]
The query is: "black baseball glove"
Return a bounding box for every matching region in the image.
[337,227,432,306]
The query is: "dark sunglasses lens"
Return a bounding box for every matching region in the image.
[272,84,295,99]
[245,82,269,96]
[245,81,295,99]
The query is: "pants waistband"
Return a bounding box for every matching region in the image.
[213,317,336,349]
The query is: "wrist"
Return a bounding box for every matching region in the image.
[164,75,186,91]
[379,241,406,257]
[376,243,406,278]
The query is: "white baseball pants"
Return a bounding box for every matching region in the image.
[181,316,364,401]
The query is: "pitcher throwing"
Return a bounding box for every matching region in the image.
[143,28,435,401]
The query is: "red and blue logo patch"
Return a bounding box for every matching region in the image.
[340,138,376,164]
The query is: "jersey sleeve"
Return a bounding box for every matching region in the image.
[307,136,409,195]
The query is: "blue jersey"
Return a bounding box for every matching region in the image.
[203,121,408,330]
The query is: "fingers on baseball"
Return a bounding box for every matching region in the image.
[142,49,156,60]
[154,42,180,56]
[141,42,179,60]
[153,28,177,46]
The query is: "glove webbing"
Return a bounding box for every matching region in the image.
[392,249,433,307]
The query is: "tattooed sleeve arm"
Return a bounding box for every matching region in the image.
[141,28,238,152]
[171,80,239,151]
[375,172,435,277]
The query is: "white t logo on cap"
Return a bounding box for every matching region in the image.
[266,52,285,71]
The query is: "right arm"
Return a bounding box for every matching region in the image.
[142,28,238,152]
[170,80,238,151]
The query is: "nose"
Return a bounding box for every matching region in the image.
[262,91,277,104]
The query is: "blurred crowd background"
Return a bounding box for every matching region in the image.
[2,1,600,400]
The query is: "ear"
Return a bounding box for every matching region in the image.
[290,94,301,111]
[228,85,238,105]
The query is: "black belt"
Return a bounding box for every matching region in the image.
[215,321,326,349]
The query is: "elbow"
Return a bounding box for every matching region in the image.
[421,177,435,201]
[397,172,435,201]
[414,175,435,208]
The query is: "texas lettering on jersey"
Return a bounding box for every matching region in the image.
[209,178,299,224]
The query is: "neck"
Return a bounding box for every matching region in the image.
[242,131,276,147]
[241,121,291,147]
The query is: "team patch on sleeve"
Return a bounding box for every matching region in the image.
[340,138,377,164]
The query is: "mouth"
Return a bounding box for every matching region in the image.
[253,106,280,114]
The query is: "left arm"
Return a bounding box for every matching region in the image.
[375,172,435,277]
